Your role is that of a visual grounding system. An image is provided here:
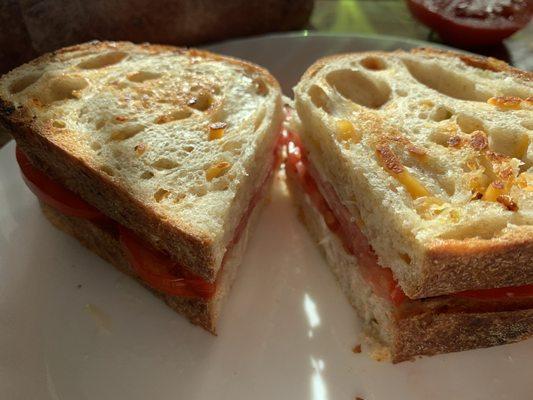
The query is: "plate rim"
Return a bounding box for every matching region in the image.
[203,30,457,52]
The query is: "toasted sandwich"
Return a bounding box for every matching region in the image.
[287,48,533,362]
[0,41,283,333]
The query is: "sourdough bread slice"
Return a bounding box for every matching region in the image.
[0,41,283,282]
[286,169,533,362]
[39,162,271,333]
[293,48,533,298]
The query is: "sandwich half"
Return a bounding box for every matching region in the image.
[288,48,533,362]
[0,41,283,333]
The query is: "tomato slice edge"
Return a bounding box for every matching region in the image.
[16,147,105,220]
[119,226,216,299]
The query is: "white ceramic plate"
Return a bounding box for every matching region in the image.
[1,33,531,400]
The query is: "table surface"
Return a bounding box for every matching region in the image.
[1,0,531,148]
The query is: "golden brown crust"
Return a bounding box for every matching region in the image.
[411,47,533,82]
[1,40,281,93]
[410,227,533,298]
[301,47,532,90]
[393,308,533,363]
[0,40,281,281]
[40,202,216,332]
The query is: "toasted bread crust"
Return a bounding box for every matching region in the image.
[411,47,533,82]
[300,47,533,84]
[393,308,533,363]
[418,229,533,298]
[0,40,282,281]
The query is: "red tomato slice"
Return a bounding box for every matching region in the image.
[454,284,533,300]
[16,147,105,220]
[407,0,533,47]
[285,133,408,306]
[119,226,216,299]
[227,147,280,258]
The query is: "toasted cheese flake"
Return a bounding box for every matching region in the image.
[482,172,524,211]
[376,144,430,199]
[253,78,268,96]
[406,145,427,157]
[468,174,490,198]
[414,196,446,219]
[487,96,526,110]
[155,114,172,124]
[206,161,231,181]
[52,120,66,128]
[376,144,404,174]
[516,135,530,159]
[335,119,361,144]
[208,122,227,141]
[469,130,488,151]
[466,158,480,171]
[483,180,508,202]
[497,195,518,211]
[449,209,461,223]
[447,135,462,148]
[517,173,533,191]
[396,170,430,199]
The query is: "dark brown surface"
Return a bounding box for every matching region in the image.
[0,0,313,75]
[393,308,533,363]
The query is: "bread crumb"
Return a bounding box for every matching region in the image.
[370,345,391,362]
[85,303,111,333]
[352,344,362,354]
[499,167,514,180]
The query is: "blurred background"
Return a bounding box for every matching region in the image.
[1,0,532,146]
